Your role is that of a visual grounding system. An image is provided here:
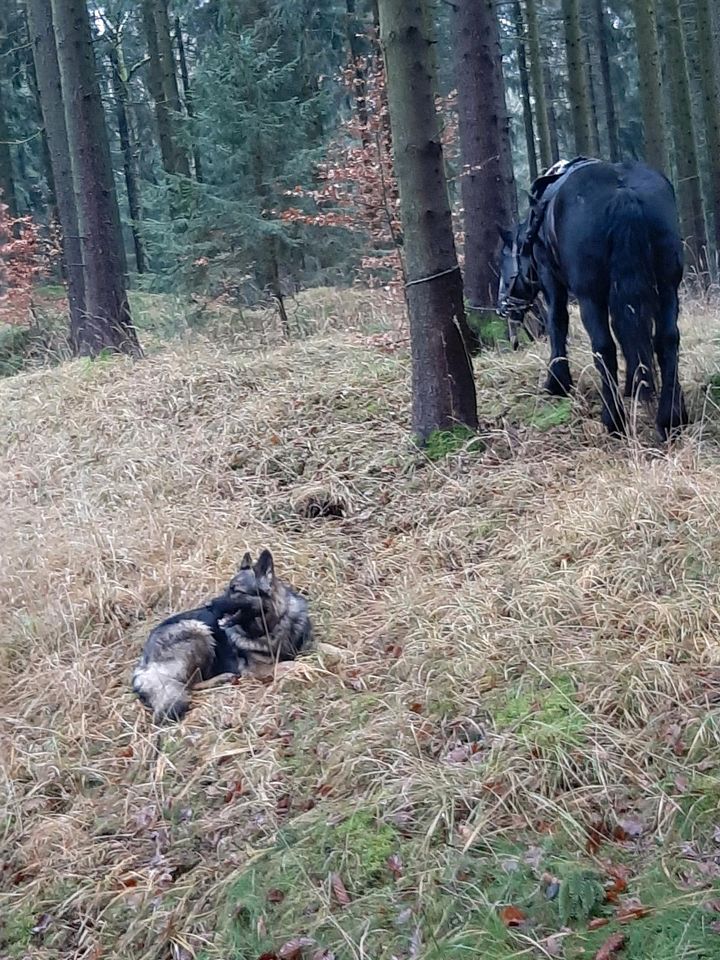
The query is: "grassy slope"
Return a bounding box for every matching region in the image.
[2,291,720,959]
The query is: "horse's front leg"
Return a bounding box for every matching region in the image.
[578,295,626,435]
[655,285,688,440]
[540,269,572,396]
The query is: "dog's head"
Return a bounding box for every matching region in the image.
[225,549,277,615]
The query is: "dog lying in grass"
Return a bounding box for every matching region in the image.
[132,550,312,721]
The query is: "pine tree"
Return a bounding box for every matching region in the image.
[562,0,592,154]
[525,0,552,169]
[378,0,477,441]
[632,0,668,171]
[51,0,141,356]
[659,0,708,274]
[513,0,538,181]
[26,0,85,342]
[695,0,720,268]
[452,0,516,322]
[591,0,620,160]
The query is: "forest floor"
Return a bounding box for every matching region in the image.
[2,287,720,960]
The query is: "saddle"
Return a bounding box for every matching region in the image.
[524,156,602,260]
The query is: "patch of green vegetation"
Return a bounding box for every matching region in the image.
[705,372,720,402]
[0,324,36,377]
[675,770,720,841]
[467,307,508,347]
[493,674,587,747]
[221,810,406,959]
[525,397,573,430]
[423,426,484,461]
[558,867,605,924]
[0,904,35,956]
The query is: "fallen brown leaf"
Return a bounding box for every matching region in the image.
[594,932,625,960]
[278,937,314,959]
[387,854,403,879]
[330,872,350,907]
[588,917,610,930]
[617,905,651,923]
[267,888,285,904]
[499,905,526,927]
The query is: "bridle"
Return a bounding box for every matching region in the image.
[498,231,541,318]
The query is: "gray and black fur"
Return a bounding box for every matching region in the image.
[132,550,312,722]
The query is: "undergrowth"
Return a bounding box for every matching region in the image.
[2,290,720,959]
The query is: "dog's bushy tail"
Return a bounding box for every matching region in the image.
[132,664,191,722]
[607,188,657,401]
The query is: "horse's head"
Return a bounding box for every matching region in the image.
[496,221,541,347]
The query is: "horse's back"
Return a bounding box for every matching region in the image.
[552,160,682,292]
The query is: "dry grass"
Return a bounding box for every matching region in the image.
[2,290,720,959]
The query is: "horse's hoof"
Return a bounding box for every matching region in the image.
[544,375,572,397]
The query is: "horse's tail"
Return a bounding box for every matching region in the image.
[607,189,657,400]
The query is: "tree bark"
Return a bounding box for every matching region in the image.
[152,0,190,177]
[345,0,371,146]
[562,0,592,154]
[26,0,85,340]
[514,0,538,181]
[452,0,517,318]
[141,0,182,176]
[543,62,561,163]
[174,16,203,181]
[591,0,620,161]
[632,0,668,171]
[109,46,148,274]
[378,0,478,441]
[0,12,17,220]
[659,0,708,274]
[695,0,720,270]
[585,39,601,155]
[51,0,141,356]
[525,0,552,169]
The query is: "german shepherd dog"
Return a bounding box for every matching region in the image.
[132,550,312,722]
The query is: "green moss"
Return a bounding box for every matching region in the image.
[0,905,35,955]
[526,397,572,430]
[494,675,587,747]
[423,426,484,461]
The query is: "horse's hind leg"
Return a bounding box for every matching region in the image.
[655,286,688,440]
[541,270,572,396]
[579,296,626,435]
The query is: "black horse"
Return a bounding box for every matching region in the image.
[497,159,688,439]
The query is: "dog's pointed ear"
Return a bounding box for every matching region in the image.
[239,551,253,570]
[497,224,513,247]
[254,549,275,581]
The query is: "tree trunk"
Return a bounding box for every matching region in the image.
[152,0,190,178]
[452,0,517,320]
[51,0,141,357]
[345,0,370,146]
[141,0,181,176]
[525,0,552,169]
[174,16,203,182]
[696,0,720,271]
[26,0,85,340]
[591,0,620,161]
[109,46,148,274]
[543,63,561,163]
[562,0,592,154]
[23,18,58,224]
[632,0,668,171]
[378,0,478,441]
[514,0,538,181]
[585,39,601,155]
[659,0,708,274]
[0,65,17,217]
